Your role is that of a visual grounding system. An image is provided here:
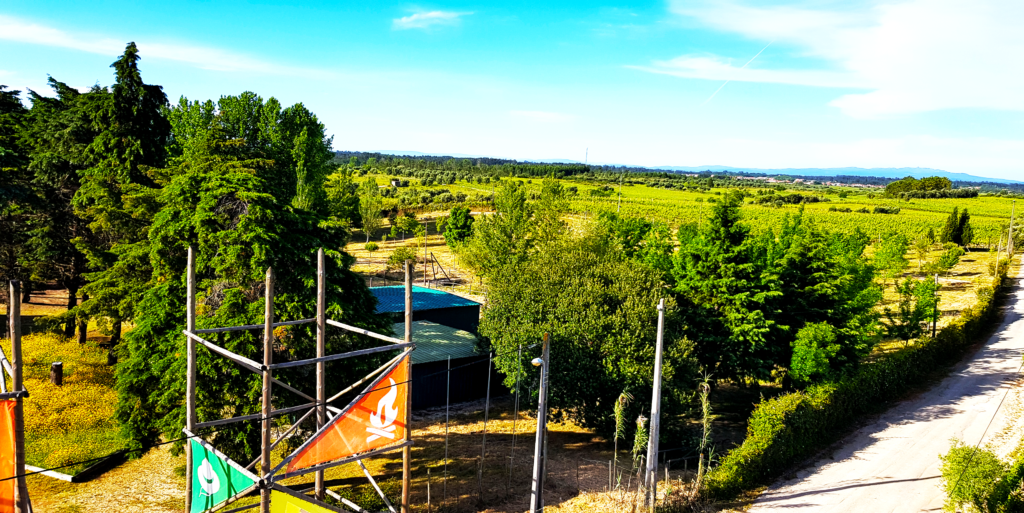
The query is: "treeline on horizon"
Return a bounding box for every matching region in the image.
[334,151,1024,194]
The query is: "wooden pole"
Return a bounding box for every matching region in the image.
[185,247,197,512]
[315,248,326,501]
[402,260,412,513]
[645,299,666,509]
[529,333,550,513]
[9,280,28,513]
[261,268,274,513]
[933,274,939,338]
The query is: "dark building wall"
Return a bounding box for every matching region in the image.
[411,356,507,410]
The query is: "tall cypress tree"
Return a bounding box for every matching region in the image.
[75,43,171,343]
[957,209,973,247]
[940,207,959,244]
[0,86,30,298]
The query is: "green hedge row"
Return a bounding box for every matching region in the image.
[705,267,1013,499]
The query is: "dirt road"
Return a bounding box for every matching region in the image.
[750,272,1024,513]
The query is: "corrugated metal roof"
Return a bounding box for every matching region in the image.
[396,320,482,364]
[371,285,481,314]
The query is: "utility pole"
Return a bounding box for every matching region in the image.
[529,333,550,513]
[185,248,197,512]
[932,274,939,338]
[645,299,666,510]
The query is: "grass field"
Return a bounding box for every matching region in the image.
[0,334,126,476]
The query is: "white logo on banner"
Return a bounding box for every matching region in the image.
[198,457,221,496]
[366,378,399,443]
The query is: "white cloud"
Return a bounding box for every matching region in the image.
[648,0,1024,118]
[509,110,574,123]
[0,15,334,77]
[629,55,865,89]
[392,11,473,30]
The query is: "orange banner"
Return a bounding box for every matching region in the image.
[0,401,15,513]
[287,356,409,472]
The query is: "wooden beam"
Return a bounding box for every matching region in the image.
[268,343,413,370]
[272,441,414,481]
[194,402,315,429]
[325,350,411,404]
[183,331,265,373]
[193,318,315,334]
[325,319,405,345]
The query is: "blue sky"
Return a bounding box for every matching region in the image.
[2,0,1023,180]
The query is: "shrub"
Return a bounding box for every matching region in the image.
[940,440,1006,512]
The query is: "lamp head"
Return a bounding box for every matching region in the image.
[531,357,544,367]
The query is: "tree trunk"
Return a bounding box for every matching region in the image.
[77,293,89,344]
[110,320,122,345]
[64,285,78,338]
[20,282,31,304]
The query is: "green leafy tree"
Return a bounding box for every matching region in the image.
[443,206,474,249]
[115,145,390,460]
[356,179,383,242]
[874,232,910,285]
[789,323,839,385]
[927,244,965,276]
[459,180,533,280]
[324,169,360,226]
[481,226,697,433]
[940,440,1006,513]
[533,178,568,244]
[914,234,931,271]
[883,277,939,345]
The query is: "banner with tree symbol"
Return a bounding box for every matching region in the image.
[186,432,260,513]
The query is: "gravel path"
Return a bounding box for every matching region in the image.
[750,270,1024,513]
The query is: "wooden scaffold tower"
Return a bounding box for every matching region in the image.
[182,248,416,513]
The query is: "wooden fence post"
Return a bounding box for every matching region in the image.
[316,249,326,501]
[185,247,197,513]
[261,268,275,513]
[645,298,666,510]
[10,280,28,513]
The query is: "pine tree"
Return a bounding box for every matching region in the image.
[957,209,973,247]
[940,207,959,244]
[74,43,171,344]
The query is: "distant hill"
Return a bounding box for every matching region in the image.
[655,166,1023,185]
[359,150,1023,185]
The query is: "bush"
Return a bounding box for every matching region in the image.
[705,265,1010,499]
[940,440,1006,512]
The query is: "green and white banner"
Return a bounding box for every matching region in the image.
[186,430,260,513]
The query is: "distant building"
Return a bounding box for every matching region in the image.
[370,285,481,333]
[390,178,403,187]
